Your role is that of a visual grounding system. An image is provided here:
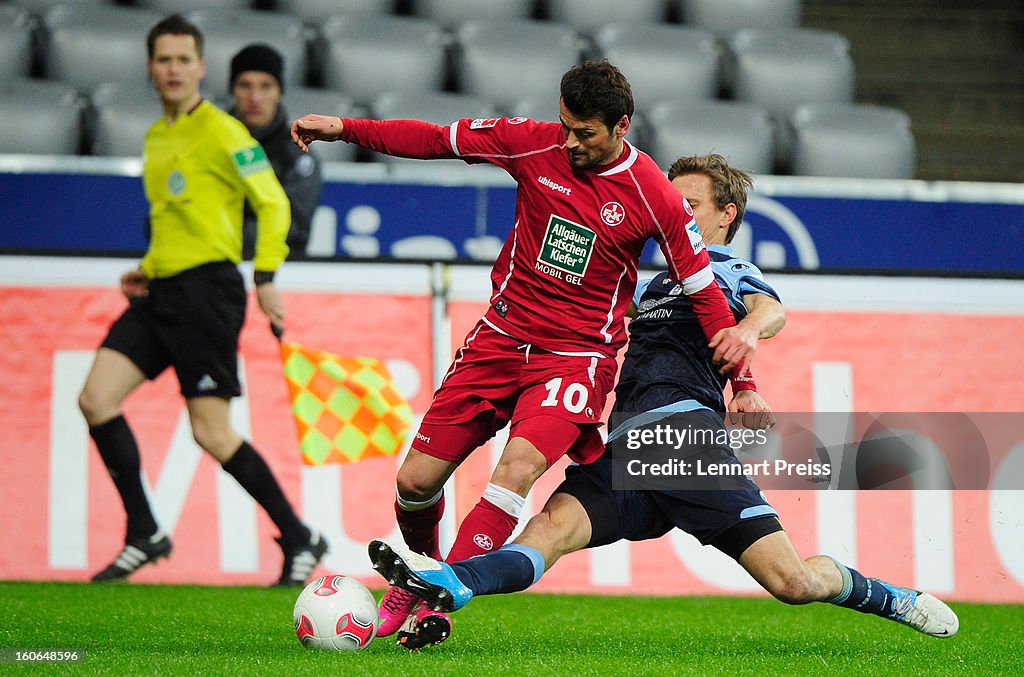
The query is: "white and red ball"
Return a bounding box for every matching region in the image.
[293,575,378,652]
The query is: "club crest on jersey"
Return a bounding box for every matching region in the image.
[535,215,596,286]
[686,219,705,255]
[600,201,625,227]
[470,117,500,129]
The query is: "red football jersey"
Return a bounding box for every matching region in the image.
[341,116,723,358]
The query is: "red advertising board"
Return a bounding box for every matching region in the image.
[1,260,1023,603]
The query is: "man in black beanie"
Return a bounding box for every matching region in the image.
[230,43,322,258]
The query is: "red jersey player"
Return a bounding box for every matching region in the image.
[292,60,758,647]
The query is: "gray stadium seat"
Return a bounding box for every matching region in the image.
[317,15,448,105]
[724,28,854,166]
[13,0,110,12]
[0,78,81,155]
[677,0,801,34]
[282,86,361,163]
[725,28,854,114]
[547,0,667,34]
[137,0,254,10]
[0,6,33,84]
[505,95,560,122]
[369,90,499,166]
[789,103,916,179]
[87,81,162,158]
[453,19,582,111]
[183,9,307,100]
[592,23,720,108]
[643,99,775,174]
[40,4,161,92]
[411,0,533,25]
[276,0,395,21]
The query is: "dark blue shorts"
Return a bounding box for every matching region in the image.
[557,407,783,560]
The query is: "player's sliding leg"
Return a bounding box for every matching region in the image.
[378,448,457,636]
[738,530,959,637]
[370,491,592,611]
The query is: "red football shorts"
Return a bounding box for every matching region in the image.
[412,320,617,466]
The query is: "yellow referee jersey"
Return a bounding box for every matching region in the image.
[139,100,289,279]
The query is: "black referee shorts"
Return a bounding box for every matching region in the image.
[557,456,783,561]
[101,261,247,399]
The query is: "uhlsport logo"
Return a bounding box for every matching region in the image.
[600,201,625,226]
[538,175,571,196]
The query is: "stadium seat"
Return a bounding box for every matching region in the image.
[283,86,362,163]
[182,9,306,100]
[452,19,582,111]
[88,81,163,158]
[724,28,853,166]
[316,15,448,106]
[39,4,161,92]
[592,23,720,108]
[789,103,916,179]
[643,99,775,174]
[0,6,33,84]
[410,0,533,26]
[275,0,395,22]
[369,90,499,166]
[0,78,81,155]
[676,0,801,34]
[505,95,560,122]
[547,0,667,34]
[137,0,254,10]
[13,0,110,12]
[724,28,854,115]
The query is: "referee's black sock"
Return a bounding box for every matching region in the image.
[90,415,159,541]
[222,441,310,546]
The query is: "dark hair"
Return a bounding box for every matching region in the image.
[668,154,754,244]
[147,14,204,59]
[559,59,634,130]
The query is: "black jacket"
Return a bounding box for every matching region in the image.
[234,104,323,258]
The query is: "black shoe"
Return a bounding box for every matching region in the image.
[275,530,328,586]
[91,531,172,582]
[397,605,452,651]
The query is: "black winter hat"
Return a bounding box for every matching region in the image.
[230,43,284,91]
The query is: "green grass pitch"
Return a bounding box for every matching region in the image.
[1,581,1020,675]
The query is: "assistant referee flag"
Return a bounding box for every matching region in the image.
[280,341,413,465]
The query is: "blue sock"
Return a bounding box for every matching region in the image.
[826,557,901,617]
[450,544,546,596]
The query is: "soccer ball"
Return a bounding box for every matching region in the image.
[293,575,378,652]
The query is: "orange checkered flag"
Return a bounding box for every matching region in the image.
[280,340,413,465]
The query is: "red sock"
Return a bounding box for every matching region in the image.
[446,497,519,563]
[395,495,444,560]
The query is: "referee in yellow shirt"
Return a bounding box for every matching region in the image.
[78,14,326,586]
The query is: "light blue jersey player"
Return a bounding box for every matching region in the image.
[370,155,958,649]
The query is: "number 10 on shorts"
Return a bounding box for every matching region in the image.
[541,377,589,414]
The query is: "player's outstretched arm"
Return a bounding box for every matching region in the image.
[291,114,344,152]
[741,293,786,339]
